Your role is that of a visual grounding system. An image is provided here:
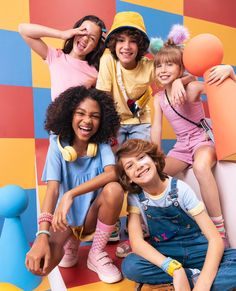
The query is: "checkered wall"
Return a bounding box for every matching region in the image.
[0,0,235,242]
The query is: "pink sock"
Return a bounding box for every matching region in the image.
[91,219,115,253]
[211,215,226,239]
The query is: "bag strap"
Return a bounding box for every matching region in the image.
[165,90,201,128]
[165,90,214,142]
[116,61,148,102]
[116,61,129,102]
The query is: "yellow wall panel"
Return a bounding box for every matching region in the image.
[37,185,47,210]
[120,192,128,216]
[121,0,183,15]
[0,138,36,189]
[184,17,236,66]
[0,0,29,31]
[162,115,176,139]
[32,38,63,88]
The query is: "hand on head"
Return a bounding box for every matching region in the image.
[61,26,96,42]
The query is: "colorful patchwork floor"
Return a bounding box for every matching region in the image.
[35,244,135,291]
[36,218,135,291]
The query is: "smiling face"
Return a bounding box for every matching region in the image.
[121,152,158,187]
[70,20,101,60]
[72,97,101,144]
[155,62,181,87]
[115,33,138,69]
[154,46,184,88]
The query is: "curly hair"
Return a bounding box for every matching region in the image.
[62,15,106,70]
[45,86,120,145]
[116,139,168,193]
[107,29,149,62]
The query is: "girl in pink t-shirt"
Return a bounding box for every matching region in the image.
[19,16,107,268]
[19,15,106,100]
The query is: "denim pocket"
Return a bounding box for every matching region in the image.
[147,213,181,242]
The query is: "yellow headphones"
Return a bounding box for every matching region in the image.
[57,136,97,162]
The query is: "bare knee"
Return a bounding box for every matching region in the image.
[96,182,124,224]
[102,182,124,207]
[193,161,213,181]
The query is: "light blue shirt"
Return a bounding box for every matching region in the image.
[128,177,204,235]
[42,135,115,226]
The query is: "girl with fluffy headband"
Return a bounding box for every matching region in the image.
[151,24,235,247]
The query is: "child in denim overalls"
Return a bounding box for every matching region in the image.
[116,138,236,290]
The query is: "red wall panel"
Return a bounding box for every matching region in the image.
[29,0,115,31]
[184,0,236,28]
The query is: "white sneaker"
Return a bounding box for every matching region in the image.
[59,237,79,268]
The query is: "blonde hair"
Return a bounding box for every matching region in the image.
[154,40,185,76]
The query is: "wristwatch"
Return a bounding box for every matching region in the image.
[167,260,182,276]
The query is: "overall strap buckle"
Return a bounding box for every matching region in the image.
[138,191,149,210]
[168,178,179,206]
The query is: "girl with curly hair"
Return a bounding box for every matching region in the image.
[116,138,236,291]
[19,15,108,267]
[19,15,106,101]
[25,86,123,284]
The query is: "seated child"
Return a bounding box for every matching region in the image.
[116,138,236,290]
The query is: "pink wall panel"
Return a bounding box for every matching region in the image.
[29,0,115,31]
[184,0,236,28]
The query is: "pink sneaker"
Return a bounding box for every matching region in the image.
[87,250,122,283]
[59,237,79,268]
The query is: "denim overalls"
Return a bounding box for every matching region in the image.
[122,178,236,291]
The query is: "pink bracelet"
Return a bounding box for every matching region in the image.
[38,212,53,225]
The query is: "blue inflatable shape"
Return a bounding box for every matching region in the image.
[0,185,41,290]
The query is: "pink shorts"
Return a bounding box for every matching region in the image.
[167,131,214,165]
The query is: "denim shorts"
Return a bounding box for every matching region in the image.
[117,123,151,145]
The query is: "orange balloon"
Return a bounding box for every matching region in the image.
[183,33,224,76]
[204,68,236,160]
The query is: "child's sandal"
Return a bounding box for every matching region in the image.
[115,241,132,258]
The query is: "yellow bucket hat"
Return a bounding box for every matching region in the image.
[105,11,149,45]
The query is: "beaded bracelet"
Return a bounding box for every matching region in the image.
[36,230,51,237]
[38,212,53,224]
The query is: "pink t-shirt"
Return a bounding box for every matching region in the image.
[45,47,98,101]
